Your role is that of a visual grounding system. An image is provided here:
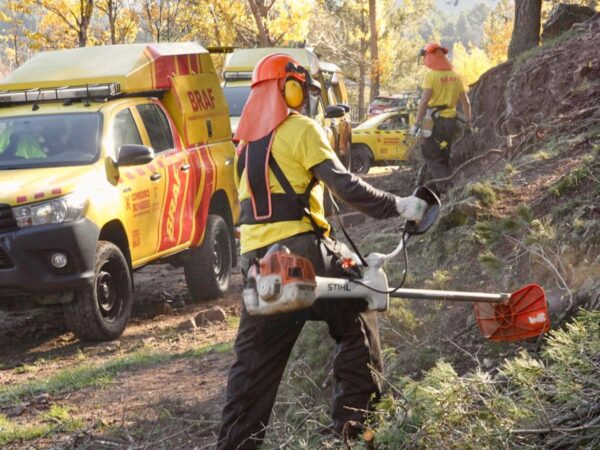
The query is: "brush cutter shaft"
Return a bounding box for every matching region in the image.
[389,288,510,303]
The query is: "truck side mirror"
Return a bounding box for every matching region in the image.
[325,105,345,119]
[117,144,155,166]
[337,103,350,113]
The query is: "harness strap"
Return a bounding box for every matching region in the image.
[237,132,323,234]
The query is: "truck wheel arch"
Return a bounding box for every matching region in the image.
[208,190,237,268]
[99,220,133,286]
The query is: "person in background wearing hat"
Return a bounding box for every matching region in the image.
[411,42,472,193]
[216,53,427,450]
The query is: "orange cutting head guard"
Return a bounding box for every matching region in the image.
[420,42,453,71]
[235,53,320,142]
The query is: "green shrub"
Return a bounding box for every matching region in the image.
[465,182,498,207]
[371,310,600,449]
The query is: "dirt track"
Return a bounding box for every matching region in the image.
[0,264,244,449]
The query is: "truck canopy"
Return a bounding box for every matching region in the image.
[224,47,321,77]
[0,43,231,147]
[0,43,214,93]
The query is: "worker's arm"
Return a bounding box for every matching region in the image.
[415,88,432,125]
[459,91,472,127]
[311,158,398,219]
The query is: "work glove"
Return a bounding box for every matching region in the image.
[409,125,420,137]
[395,195,427,223]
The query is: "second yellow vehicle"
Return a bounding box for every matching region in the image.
[350,110,416,173]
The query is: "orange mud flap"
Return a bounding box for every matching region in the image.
[389,284,550,342]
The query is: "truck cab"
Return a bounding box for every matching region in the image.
[0,43,239,341]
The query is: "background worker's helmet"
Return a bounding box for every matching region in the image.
[419,42,452,71]
[419,42,449,57]
[252,53,321,108]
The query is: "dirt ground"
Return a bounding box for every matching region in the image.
[0,262,246,449]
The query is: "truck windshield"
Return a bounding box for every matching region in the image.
[223,86,251,117]
[0,113,101,170]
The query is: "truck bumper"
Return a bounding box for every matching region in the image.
[0,218,99,300]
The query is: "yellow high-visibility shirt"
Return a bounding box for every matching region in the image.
[236,113,336,254]
[422,70,466,119]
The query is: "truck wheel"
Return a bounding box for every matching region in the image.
[64,241,132,342]
[184,215,232,301]
[351,145,372,174]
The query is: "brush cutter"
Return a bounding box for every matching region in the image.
[243,187,550,342]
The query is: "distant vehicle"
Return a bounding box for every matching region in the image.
[350,110,416,173]
[368,93,419,118]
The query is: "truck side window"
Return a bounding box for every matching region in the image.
[113,109,142,158]
[136,104,174,153]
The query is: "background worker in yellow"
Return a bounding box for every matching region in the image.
[217,53,427,450]
[412,42,472,192]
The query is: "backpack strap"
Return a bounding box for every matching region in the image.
[237,132,323,233]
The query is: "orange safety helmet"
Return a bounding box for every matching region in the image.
[419,42,452,71]
[235,53,320,142]
[252,53,306,86]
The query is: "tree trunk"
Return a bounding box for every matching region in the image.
[508,0,542,59]
[108,0,116,45]
[78,0,94,47]
[368,0,379,101]
[359,25,368,122]
[247,0,272,46]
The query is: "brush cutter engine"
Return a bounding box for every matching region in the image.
[243,249,318,315]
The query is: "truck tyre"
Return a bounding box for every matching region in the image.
[64,241,132,342]
[184,215,232,301]
[351,145,372,174]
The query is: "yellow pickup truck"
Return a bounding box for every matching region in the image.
[0,43,239,341]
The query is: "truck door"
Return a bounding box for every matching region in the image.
[376,114,408,161]
[135,102,192,252]
[112,107,166,264]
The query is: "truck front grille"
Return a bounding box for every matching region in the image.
[0,204,17,233]
[0,247,13,269]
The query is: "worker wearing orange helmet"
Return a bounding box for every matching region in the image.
[411,42,472,192]
[217,53,427,449]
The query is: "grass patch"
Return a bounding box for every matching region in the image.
[512,28,579,72]
[479,249,504,273]
[0,405,82,446]
[0,341,233,406]
[549,156,600,197]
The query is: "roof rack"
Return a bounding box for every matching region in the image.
[0,83,121,105]
[223,71,253,81]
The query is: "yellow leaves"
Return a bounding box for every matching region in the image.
[266,0,314,45]
[452,42,493,86]
[482,0,513,65]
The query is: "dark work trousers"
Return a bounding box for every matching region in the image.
[421,116,456,192]
[217,232,383,450]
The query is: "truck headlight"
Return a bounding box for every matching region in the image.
[13,194,88,228]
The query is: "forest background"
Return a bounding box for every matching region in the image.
[0,0,595,109]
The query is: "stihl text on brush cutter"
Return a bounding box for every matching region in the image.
[243,187,550,342]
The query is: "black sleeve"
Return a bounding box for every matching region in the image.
[311,158,399,219]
